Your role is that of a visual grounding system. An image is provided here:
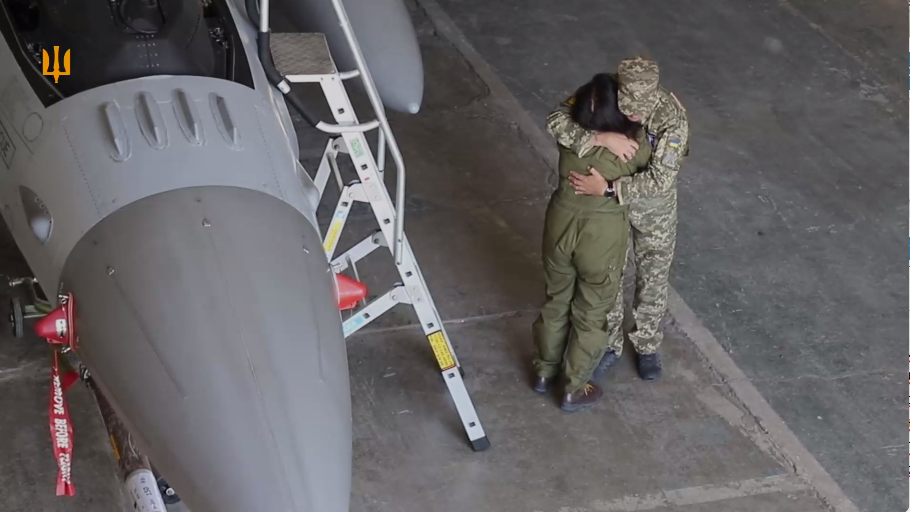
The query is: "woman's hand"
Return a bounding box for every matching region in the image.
[593,132,639,162]
[568,167,609,196]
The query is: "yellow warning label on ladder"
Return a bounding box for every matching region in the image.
[427,331,456,371]
[323,220,344,253]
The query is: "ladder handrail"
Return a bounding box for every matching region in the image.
[317,119,381,134]
[255,0,407,263]
[329,0,406,265]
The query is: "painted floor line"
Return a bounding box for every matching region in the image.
[547,474,808,512]
[412,2,862,512]
[667,291,860,512]
[351,309,536,337]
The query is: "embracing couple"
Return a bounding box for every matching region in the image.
[531,57,690,412]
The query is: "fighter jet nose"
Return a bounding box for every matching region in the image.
[61,186,352,512]
[406,102,421,114]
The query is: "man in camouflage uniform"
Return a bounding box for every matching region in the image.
[545,57,689,381]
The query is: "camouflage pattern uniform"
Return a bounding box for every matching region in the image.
[545,57,689,357]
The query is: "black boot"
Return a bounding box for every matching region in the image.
[532,375,555,394]
[637,353,662,381]
[591,350,619,381]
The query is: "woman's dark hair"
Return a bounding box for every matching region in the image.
[570,73,640,139]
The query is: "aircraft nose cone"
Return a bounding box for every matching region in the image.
[61,187,352,512]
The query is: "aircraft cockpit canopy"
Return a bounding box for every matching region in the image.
[0,0,254,106]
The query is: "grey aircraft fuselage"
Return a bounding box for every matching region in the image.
[0,0,374,509]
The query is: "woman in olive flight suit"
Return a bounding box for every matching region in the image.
[532,73,652,412]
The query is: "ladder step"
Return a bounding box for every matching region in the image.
[270,33,338,77]
[313,66,489,450]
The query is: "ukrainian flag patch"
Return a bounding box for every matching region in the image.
[668,138,681,148]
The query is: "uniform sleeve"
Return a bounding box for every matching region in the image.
[545,98,596,157]
[626,129,653,169]
[616,121,688,206]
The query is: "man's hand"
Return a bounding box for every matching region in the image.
[593,132,639,162]
[568,167,609,196]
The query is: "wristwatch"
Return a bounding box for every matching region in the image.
[603,181,616,198]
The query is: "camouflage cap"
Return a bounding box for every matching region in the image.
[616,57,660,118]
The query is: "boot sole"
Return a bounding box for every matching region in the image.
[639,368,662,381]
[560,401,597,412]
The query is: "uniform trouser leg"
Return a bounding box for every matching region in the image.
[533,200,628,393]
[564,212,627,392]
[604,268,626,356]
[627,191,678,355]
[532,201,577,380]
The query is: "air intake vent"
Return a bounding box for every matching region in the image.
[19,186,52,244]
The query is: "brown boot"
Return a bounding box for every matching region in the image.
[560,382,603,412]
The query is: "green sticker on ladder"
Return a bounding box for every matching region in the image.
[350,138,365,158]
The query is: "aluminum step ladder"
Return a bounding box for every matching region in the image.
[259,0,489,452]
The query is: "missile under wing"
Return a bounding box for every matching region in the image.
[0,0,354,509]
